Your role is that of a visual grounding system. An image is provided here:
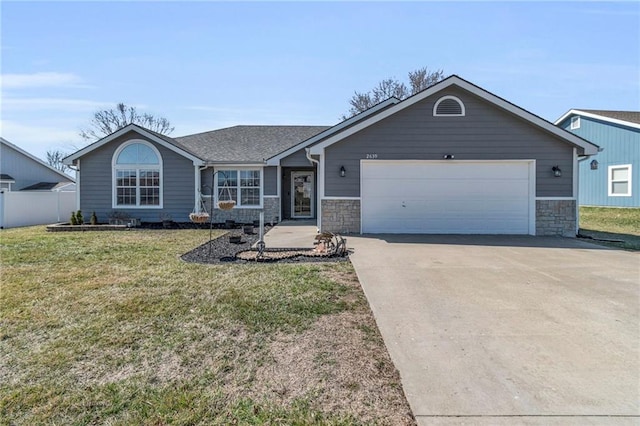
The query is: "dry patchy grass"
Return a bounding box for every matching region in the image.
[579,207,640,250]
[0,226,414,425]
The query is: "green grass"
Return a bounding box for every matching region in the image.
[579,206,640,250]
[0,227,410,425]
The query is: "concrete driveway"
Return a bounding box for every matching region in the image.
[348,235,639,425]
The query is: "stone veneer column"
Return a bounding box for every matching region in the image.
[321,199,360,234]
[536,199,576,237]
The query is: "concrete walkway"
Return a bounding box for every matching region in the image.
[261,219,318,249]
[348,235,640,425]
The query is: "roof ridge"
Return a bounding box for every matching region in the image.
[175,124,330,140]
[579,109,640,113]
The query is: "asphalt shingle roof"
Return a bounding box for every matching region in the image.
[0,174,15,181]
[20,182,60,191]
[580,110,640,125]
[174,125,330,163]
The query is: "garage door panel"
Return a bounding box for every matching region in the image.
[363,179,528,199]
[362,162,530,180]
[361,161,532,234]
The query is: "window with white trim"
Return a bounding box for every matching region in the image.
[570,116,581,130]
[433,95,465,116]
[216,169,261,207]
[608,164,632,197]
[113,141,162,208]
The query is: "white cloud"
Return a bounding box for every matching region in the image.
[1,72,90,89]
[2,97,112,112]
[0,119,84,160]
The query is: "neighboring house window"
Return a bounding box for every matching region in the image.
[570,116,581,130]
[433,95,465,116]
[216,169,261,207]
[112,141,162,208]
[608,164,632,197]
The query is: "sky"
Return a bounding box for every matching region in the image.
[1,1,639,162]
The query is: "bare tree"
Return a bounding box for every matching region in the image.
[342,67,445,119]
[80,103,175,141]
[46,149,70,173]
[408,67,444,93]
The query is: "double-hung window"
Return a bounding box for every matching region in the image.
[216,169,261,207]
[113,141,163,208]
[608,165,632,197]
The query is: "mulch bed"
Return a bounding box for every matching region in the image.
[180,227,349,264]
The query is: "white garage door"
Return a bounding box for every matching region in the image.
[361,161,533,234]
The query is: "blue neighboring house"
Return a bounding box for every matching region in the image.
[556,110,640,208]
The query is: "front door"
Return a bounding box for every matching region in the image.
[291,171,314,218]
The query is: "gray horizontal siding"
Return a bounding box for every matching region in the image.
[281,148,314,167]
[264,166,278,196]
[80,131,195,223]
[325,87,574,198]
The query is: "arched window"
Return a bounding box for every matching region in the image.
[112,140,163,208]
[433,95,465,117]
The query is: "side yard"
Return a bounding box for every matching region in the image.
[0,227,414,425]
[579,206,640,250]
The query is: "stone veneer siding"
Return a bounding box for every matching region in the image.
[321,198,576,236]
[321,199,361,234]
[208,197,280,225]
[536,199,577,237]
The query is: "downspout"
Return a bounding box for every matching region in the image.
[197,164,210,213]
[305,147,319,166]
[68,161,80,211]
[575,147,603,234]
[305,148,320,231]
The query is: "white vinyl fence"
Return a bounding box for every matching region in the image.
[0,190,76,229]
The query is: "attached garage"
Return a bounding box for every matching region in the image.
[361,160,535,234]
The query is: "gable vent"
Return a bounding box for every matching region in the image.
[433,95,465,117]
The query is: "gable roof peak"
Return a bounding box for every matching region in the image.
[556,109,640,129]
[309,75,599,156]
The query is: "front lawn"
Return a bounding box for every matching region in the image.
[0,227,413,425]
[579,206,640,250]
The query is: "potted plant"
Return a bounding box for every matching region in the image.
[218,200,236,210]
[189,211,209,224]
